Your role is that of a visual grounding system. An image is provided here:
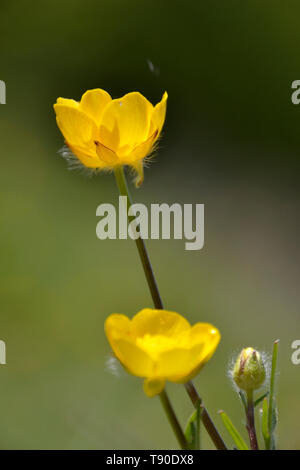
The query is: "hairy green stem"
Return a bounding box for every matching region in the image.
[114,166,163,309]
[113,166,227,450]
[246,390,259,450]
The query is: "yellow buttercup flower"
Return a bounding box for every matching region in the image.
[53,89,168,186]
[105,308,221,397]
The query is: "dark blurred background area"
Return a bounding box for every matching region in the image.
[0,0,299,449]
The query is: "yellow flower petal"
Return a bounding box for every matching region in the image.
[80,89,111,126]
[174,324,221,382]
[131,309,190,338]
[158,345,204,380]
[189,323,221,364]
[125,130,158,186]
[105,314,154,377]
[151,91,168,137]
[143,378,165,397]
[111,338,155,377]
[54,104,98,147]
[67,142,106,169]
[56,97,79,108]
[105,313,131,339]
[99,92,153,154]
[129,130,158,163]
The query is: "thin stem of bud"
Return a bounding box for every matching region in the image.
[246,390,259,450]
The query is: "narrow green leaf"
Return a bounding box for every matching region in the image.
[269,340,279,427]
[185,403,201,450]
[268,340,279,449]
[254,391,269,408]
[262,397,270,449]
[219,411,249,450]
[270,403,277,432]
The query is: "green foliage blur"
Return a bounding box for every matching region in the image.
[0,0,300,449]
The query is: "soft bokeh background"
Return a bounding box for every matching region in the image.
[0,0,300,449]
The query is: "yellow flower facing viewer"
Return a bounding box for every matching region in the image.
[53,89,168,186]
[105,308,221,397]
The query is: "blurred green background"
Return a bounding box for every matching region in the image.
[0,0,300,449]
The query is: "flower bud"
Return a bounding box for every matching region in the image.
[233,347,266,392]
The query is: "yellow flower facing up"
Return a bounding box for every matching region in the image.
[53,89,168,186]
[105,308,221,397]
